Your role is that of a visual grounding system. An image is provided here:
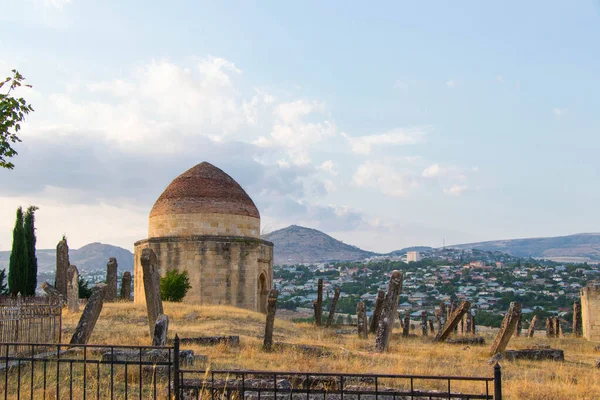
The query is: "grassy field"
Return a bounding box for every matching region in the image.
[60,302,600,400]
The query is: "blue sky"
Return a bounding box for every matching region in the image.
[1,1,599,252]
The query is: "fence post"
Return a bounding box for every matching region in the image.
[173,334,180,400]
[493,362,502,400]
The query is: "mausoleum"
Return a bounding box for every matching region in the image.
[134,162,274,312]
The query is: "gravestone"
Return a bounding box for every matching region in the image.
[66,265,79,312]
[141,248,164,338]
[263,289,278,351]
[56,238,70,298]
[152,314,169,346]
[428,319,435,335]
[315,278,323,326]
[70,284,107,344]
[546,317,555,337]
[573,302,582,338]
[434,301,471,343]
[421,311,428,336]
[356,302,368,339]
[527,315,538,338]
[105,257,118,302]
[465,312,472,334]
[42,282,64,304]
[120,271,132,300]
[514,313,522,337]
[375,270,403,352]
[403,313,410,336]
[325,287,341,328]
[554,317,561,338]
[489,302,522,356]
[369,290,385,334]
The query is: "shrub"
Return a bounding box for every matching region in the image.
[160,269,191,302]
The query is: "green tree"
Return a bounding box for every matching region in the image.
[8,207,27,295]
[160,269,192,302]
[23,205,38,295]
[0,70,34,169]
[78,276,93,299]
[0,269,7,295]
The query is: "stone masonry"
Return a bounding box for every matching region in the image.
[581,282,600,341]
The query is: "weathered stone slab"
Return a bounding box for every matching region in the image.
[101,349,195,366]
[573,301,582,338]
[402,313,410,337]
[356,302,368,339]
[105,257,118,302]
[120,271,132,301]
[55,238,70,298]
[263,289,278,351]
[178,336,240,346]
[447,337,485,345]
[325,287,341,328]
[273,342,332,357]
[489,302,522,356]
[554,316,561,338]
[546,316,555,337]
[434,301,471,343]
[141,248,164,338]
[369,290,385,334]
[421,311,428,336]
[503,348,564,362]
[428,319,435,335]
[42,282,65,304]
[514,313,522,337]
[66,265,79,312]
[527,315,538,338]
[152,314,168,346]
[315,278,323,326]
[375,271,403,352]
[70,284,107,345]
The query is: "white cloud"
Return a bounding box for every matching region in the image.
[342,127,426,155]
[42,0,72,9]
[443,185,468,196]
[446,80,456,88]
[553,108,567,118]
[422,163,466,181]
[353,161,418,197]
[318,160,338,176]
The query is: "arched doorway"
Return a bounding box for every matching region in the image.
[258,272,268,313]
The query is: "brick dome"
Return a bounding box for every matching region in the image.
[150,162,260,219]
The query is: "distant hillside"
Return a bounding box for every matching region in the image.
[262,225,377,265]
[386,246,433,257]
[450,233,600,262]
[0,242,134,274]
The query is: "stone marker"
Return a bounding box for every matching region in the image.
[55,238,70,298]
[471,315,476,334]
[105,257,118,302]
[263,289,278,351]
[369,290,386,334]
[66,265,79,312]
[447,337,485,345]
[515,313,522,337]
[398,312,404,330]
[421,311,428,336]
[439,302,447,325]
[489,302,522,356]
[120,271,132,300]
[465,312,472,334]
[434,301,471,343]
[375,270,403,352]
[503,348,564,362]
[325,287,341,328]
[428,319,435,335]
[42,282,64,304]
[356,302,368,339]
[460,315,465,335]
[573,301,582,338]
[554,317,562,337]
[546,317,555,337]
[402,313,410,337]
[152,314,169,346]
[451,302,459,333]
[141,248,164,338]
[70,284,107,344]
[178,336,240,347]
[315,278,323,326]
[527,315,538,338]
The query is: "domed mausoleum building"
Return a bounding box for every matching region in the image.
[133,162,274,312]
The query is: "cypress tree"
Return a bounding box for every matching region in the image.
[8,207,27,296]
[24,206,38,296]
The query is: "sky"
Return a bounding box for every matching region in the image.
[1,1,599,253]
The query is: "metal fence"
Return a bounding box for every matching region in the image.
[0,341,176,399]
[178,366,501,400]
[0,296,62,354]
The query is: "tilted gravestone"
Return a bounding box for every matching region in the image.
[514,313,523,337]
[70,284,107,344]
[141,248,164,338]
[105,257,118,302]
[120,271,132,301]
[356,301,368,339]
[42,282,64,304]
[66,265,79,312]
[434,301,471,343]
[369,290,385,334]
[375,270,403,352]
[263,290,279,351]
[55,239,70,298]
[489,302,522,356]
[527,315,538,338]
[152,314,169,346]
[325,287,341,328]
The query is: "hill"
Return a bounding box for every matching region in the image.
[0,242,134,274]
[386,246,433,257]
[262,225,377,265]
[450,233,600,262]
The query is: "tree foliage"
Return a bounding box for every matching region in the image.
[0,269,8,295]
[23,206,38,295]
[0,70,34,169]
[8,207,27,295]
[160,269,192,302]
[78,276,93,299]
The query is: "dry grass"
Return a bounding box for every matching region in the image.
[59,303,600,400]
